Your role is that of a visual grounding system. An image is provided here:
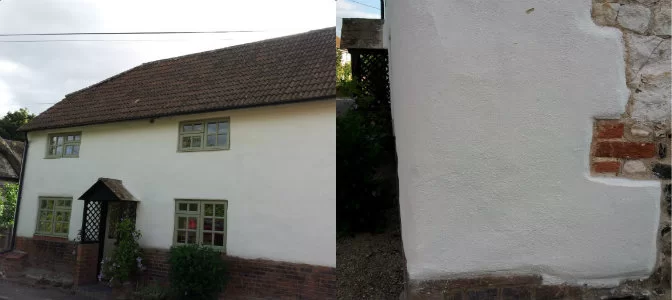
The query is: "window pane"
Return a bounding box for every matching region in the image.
[59,222,69,233]
[206,135,216,147]
[207,122,217,134]
[65,145,73,155]
[203,232,212,245]
[204,218,212,231]
[39,210,51,221]
[178,203,187,211]
[55,222,62,233]
[57,136,64,145]
[177,231,186,243]
[204,204,213,216]
[55,211,63,221]
[56,199,64,206]
[214,233,224,246]
[181,136,191,149]
[183,124,193,132]
[188,203,198,212]
[218,122,228,134]
[187,231,196,244]
[193,123,203,131]
[51,136,58,145]
[49,146,57,156]
[40,200,47,209]
[64,200,71,207]
[46,200,54,209]
[215,204,225,217]
[67,135,75,141]
[188,217,198,229]
[39,221,52,232]
[177,217,186,229]
[217,134,227,146]
[215,219,224,231]
[72,145,80,155]
[55,146,63,155]
[74,135,81,141]
[191,136,202,148]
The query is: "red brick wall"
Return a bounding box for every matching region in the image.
[14,235,75,274]
[74,243,99,286]
[142,248,336,300]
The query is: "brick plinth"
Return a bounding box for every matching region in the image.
[142,248,336,299]
[74,243,99,286]
[14,236,75,274]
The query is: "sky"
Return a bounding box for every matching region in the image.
[0,0,335,115]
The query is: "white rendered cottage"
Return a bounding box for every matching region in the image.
[8,28,336,299]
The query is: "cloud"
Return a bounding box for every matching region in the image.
[0,0,335,115]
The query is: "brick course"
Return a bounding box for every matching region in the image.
[142,248,335,299]
[13,236,75,274]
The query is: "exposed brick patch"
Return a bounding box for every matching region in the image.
[596,121,625,139]
[594,141,656,158]
[141,248,335,299]
[593,160,621,174]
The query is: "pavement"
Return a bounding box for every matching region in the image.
[0,280,95,300]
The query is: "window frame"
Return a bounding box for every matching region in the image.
[177,118,230,152]
[45,132,82,159]
[34,196,73,237]
[173,199,228,252]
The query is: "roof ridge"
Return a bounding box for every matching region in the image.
[63,27,335,99]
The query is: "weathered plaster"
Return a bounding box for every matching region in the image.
[386,0,661,285]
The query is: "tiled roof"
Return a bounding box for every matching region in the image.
[20,27,336,132]
[0,138,24,181]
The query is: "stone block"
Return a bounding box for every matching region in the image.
[651,1,671,36]
[618,4,652,34]
[593,2,620,26]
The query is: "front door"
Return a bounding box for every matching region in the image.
[103,202,120,259]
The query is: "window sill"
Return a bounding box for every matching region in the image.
[32,234,69,242]
[177,147,230,153]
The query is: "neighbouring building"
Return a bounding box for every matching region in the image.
[3,28,336,299]
[0,138,24,250]
[343,0,670,298]
[0,138,24,186]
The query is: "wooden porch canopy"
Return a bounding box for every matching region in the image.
[78,178,138,244]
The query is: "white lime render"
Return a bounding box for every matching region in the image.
[16,100,336,267]
[385,0,660,285]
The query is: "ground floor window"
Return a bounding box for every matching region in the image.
[174,199,227,251]
[35,196,72,237]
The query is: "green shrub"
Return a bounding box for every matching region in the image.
[100,218,144,285]
[168,244,228,300]
[0,183,18,230]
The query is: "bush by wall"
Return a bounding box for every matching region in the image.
[168,244,228,300]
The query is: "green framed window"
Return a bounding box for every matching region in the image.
[35,197,72,237]
[46,132,81,158]
[174,200,227,251]
[178,118,230,151]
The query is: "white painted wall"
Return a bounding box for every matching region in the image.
[17,100,336,267]
[386,0,661,285]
